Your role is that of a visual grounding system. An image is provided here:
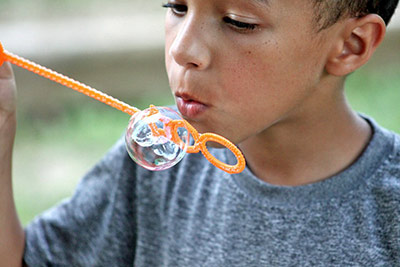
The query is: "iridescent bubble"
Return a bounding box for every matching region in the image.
[125,106,189,171]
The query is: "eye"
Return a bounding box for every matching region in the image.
[223,17,257,31]
[162,3,188,16]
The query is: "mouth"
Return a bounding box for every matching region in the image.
[175,93,208,119]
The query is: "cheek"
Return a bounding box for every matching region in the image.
[218,48,317,124]
[164,19,176,75]
[220,52,279,103]
[164,46,172,74]
[164,37,172,67]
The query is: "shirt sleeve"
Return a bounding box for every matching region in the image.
[23,138,137,266]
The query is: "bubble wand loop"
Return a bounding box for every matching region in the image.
[0,42,246,174]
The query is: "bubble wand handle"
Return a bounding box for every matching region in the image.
[0,43,140,116]
[0,42,246,174]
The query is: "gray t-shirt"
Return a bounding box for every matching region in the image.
[24,117,400,266]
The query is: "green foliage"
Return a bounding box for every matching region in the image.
[346,66,400,133]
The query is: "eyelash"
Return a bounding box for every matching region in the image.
[162,3,258,32]
[162,3,187,16]
[223,17,257,31]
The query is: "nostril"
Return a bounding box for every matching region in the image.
[190,62,200,68]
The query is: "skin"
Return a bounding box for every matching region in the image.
[0,0,386,265]
[0,62,25,266]
[165,0,385,185]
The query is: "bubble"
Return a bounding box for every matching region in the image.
[125,106,189,171]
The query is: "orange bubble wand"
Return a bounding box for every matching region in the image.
[0,42,245,174]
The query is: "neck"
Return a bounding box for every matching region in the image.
[239,89,371,186]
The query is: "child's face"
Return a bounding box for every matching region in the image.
[165,0,338,144]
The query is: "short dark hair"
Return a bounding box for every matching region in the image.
[313,0,400,30]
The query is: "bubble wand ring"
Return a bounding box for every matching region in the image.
[144,106,245,173]
[0,42,246,174]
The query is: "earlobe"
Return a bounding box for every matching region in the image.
[325,14,386,76]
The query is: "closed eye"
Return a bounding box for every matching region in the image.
[223,17,257,31]
[162,3,188,16]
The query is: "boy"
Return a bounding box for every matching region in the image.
[1,0,399,265]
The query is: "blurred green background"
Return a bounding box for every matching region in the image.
[1,1,399,225]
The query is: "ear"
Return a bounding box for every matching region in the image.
[325,14,386,76]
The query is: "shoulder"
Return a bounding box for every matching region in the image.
[384,130,400,176]
[365,130,400,251]
[366,122,400,206]
[372,125,400,183]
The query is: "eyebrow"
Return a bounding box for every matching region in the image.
[254,0,271,7]
[251,0,271,9]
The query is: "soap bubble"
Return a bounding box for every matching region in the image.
[125,106,190,171]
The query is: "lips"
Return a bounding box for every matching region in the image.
[176,94,208,119]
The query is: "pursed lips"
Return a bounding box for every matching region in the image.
[175,92,208,119]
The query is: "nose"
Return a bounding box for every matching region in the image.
[168,16,212,70]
